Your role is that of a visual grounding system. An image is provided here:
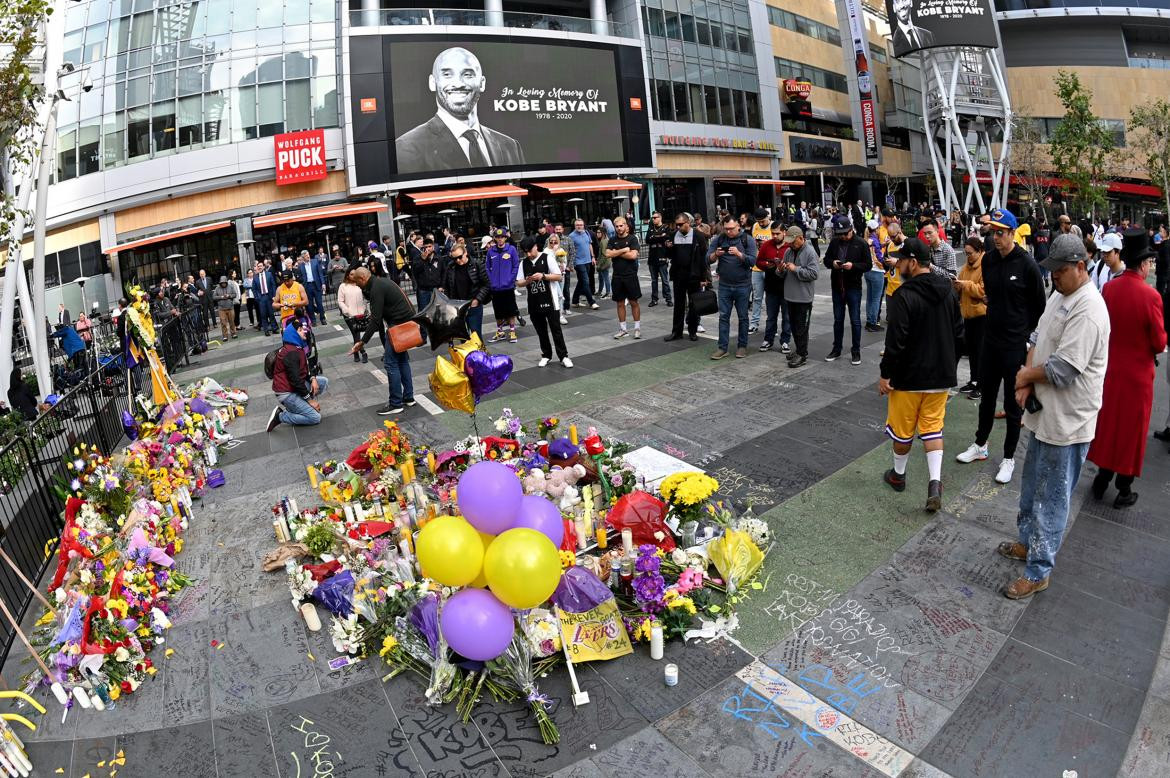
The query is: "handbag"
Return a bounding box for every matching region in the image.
[689,287,718,317]
[388,321,422,352]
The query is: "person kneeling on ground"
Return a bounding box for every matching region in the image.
[267,319,328,430]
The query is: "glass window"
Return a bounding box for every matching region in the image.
[64,3,88,33]
[310,0,333,23]
[80,242,106,278]
[235,1,257,29]
[285,24,310,44]
[689,83,704,123]
[152,69,176,101]
[57,125,78,182]
[718,86,734,126]
[708,22,722,49]
[79,87,102,120]
[236,85,257,139]
[152,101,176,152]
[83,23,107,63]
[647,8,665,37]
[654,79,672,121]
[258,1,282,28]
[129,12,154,50]
[207,57,230,91]
[744,91,760,129]
[312,75,337,128]
[107,16,128,57]
[664,12,681,39]
[177,64,203,96]
[704,84,719,124]
[256,55,283,83]
[286,51,313,79]
[286,0,311,26]
[78,122,101,174]
[732,89,747,127]
[58,247,82,285]
[681,14,696,43]
[63,30,84,65]
[204,91,228,143]
[258,82,283,136]
[205,0,231,35]
[672,82,689,122]
[286,79,311,130]
[738,30,751,54]
[127,75,150,106]
[696,19,710,46]
[103,113,125,167]
[128,106,150,157]
[178,94,202,146]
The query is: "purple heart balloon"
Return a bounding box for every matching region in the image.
[463,350,513,401]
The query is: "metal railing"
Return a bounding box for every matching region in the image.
[0,318,189,663]
[349,7,632,37]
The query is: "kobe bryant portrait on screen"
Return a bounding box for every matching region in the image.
[889,0,933,56]
[394,46,526,175]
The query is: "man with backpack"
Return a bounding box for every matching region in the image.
[267,318,328,431]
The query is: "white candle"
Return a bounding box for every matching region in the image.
[300,602,322,632]
[650,625,664,660]
[72,687,92,709]
[343,504,355,523]
[664,663,679,686]
[621,528,634,557]
[574,517,588,551]
[288,498,298,517]
[50,682,69,705]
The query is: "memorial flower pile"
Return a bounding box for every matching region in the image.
[21,386,247,711]
[263,412,770,747]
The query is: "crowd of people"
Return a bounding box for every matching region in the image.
[249,198,1170,603]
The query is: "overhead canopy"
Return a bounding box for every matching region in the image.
[533,178,643,194]
[253,201,388,229]
[770,166,876,180]
[714,178,805,186]
[407,184,528,206]
[104,220,232,254]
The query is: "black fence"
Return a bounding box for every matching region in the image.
[0,319,183,664]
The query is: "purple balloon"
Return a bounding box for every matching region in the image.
[513,495,564,547]
[464,350,514,401]
[440,588,515,661]
[121,410,139,441]
[458,461,523,534]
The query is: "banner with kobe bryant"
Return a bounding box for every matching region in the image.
[886,0,999,59]
[346,34,653,189]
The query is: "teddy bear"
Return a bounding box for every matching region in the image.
[524,464,587,511]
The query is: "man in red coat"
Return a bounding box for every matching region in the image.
[1088,229,1168,507]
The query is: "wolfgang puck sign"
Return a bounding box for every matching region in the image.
[274,130,327,185]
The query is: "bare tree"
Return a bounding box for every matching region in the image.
[1010,111,1050,221]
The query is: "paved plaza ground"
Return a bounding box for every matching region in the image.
[5,269,1170,777]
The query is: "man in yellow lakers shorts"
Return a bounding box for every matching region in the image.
[878,238,964,512]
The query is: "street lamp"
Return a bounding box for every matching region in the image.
[718,193,733,214]
[393,214,413,244]
[164,253,186,283]
[437,209,458,231]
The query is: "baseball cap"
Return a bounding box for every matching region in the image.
[490,226,510,239]
[782,225,803,244]
[986,208,1019,232]
[866,219,880,231]
[367,240,379,250]
[887,237,930,265]
[831,214,854,235]
[1096,232,1122,254]
[280,269,294,279]
[1041,233,1088,271]
[881,206,896,218]
[753,207,769,220]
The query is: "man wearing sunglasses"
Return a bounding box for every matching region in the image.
[954,208,1046,485]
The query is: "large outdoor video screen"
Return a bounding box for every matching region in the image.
[348,35,653,189]
[885,0,998,58]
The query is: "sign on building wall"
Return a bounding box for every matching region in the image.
[783,79,813,117]
[274,129,328,186]
[840,0,881,167]
[886,0,998,59]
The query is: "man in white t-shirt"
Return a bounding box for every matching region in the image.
[998,233,1110,600]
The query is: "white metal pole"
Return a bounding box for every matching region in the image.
[31,107,59,396]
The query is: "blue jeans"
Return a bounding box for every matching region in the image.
[597,269,612,296]
[416,287,433,312]
[831,286,862,355]
[572,264,595,305]
[749,271,765,328]
[864,270,886,326]
[467,304,484,340]
[1017,433,1089,581]
[382,346,414,409]
[717,283,750,351]
[763,289,790,346]
[650,262,672,303]
[304,282,325,323]
[276,375,329,426]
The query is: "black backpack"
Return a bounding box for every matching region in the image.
[263,347,281,380]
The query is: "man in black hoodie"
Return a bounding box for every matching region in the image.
[824,214,869,364]
[879,238,963,512]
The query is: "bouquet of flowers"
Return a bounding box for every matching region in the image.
[537,416,560,439]
[659,471,720,525]
[493,408,526,440]
[366,421,412,472]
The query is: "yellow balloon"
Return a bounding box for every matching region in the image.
[415,515,484,587]
[449,332,485,372]
[428,356,476,414]
[470,532,495,588]
[483,528,562,609]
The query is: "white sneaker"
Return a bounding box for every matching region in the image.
[613,330,628,339]
[697,324,706,333]
[559,316,568,325]
[634,329,642,339]
[995,458,1016,484]
[538,357,550,367]
[955,443,989,463]
[591,303,600,310]
[561,357,574,368]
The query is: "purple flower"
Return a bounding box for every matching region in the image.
[70,479,82,491]
[609,473,622,487]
